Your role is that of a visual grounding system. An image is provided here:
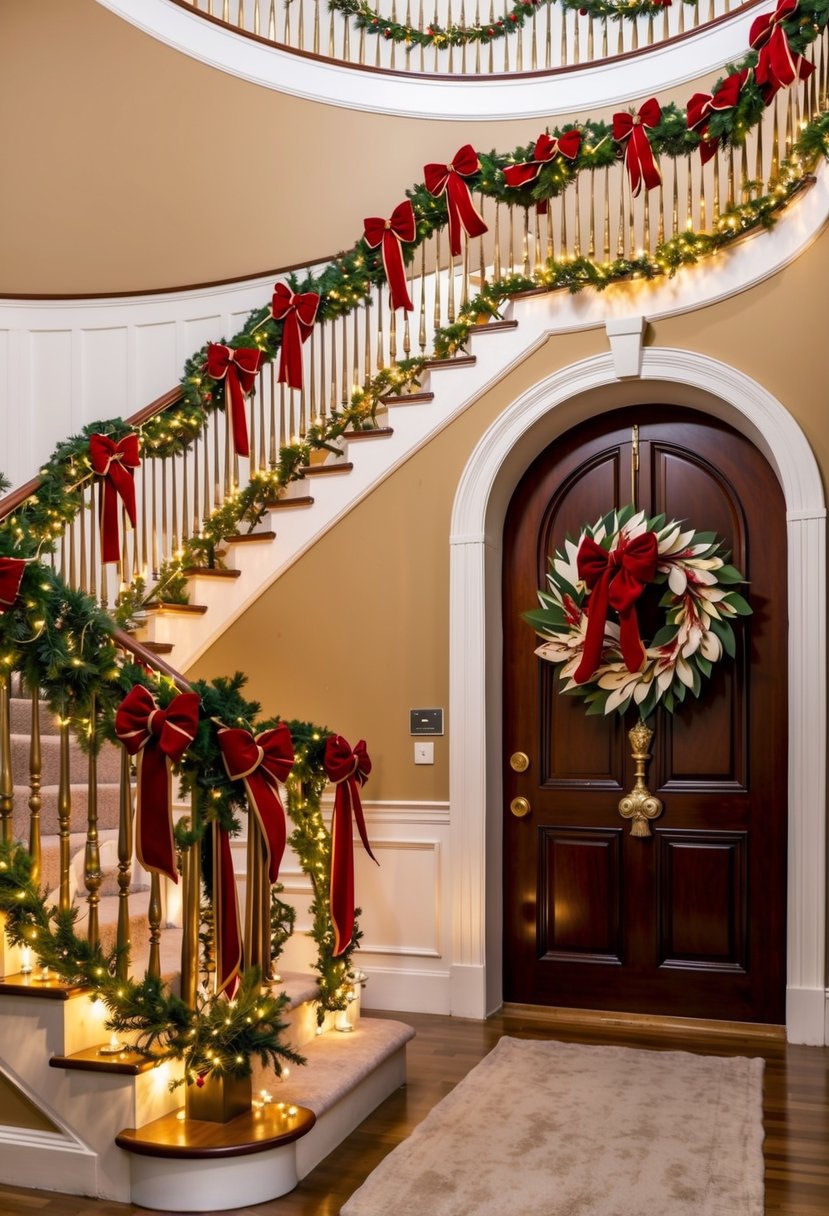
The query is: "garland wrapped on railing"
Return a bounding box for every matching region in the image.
[0,557,370,1073]
[1,2,828,615]
[324,0,694,53]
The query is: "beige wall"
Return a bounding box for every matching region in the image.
[0,1072,59,1133]
[189,218,829,799]
[1,0,707,295]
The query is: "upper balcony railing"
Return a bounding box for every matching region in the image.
[180,0,755,75]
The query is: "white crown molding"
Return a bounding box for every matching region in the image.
[449,349,826,1042]
[95,0,759,121]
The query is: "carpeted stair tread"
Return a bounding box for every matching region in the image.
[10,696,56,735]
[252,1018,415,1117]
[9,732,122,784]
[11,783,124,841]
[38,831,150,897]
[278,970,321,1010]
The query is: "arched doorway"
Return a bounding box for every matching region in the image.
[502,404,786,1023]
[448,349,826,1043]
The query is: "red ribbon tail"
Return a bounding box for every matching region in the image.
[135,750,178,884]
[330,786,355,957]
[277,311,304,391]
[246,772,287,885]
[350,779,378,865]
[618,606,647,674]
[382,230,413,312]
[573,572,612,685]
[99,476,123,564]
[446,175,488,257]
[214,822,243,999]
[226,367,250,458]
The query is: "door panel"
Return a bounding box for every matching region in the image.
[503,405,787,1023]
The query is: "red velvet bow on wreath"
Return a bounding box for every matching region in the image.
[0,558,27,613]
[205,343,263,459]
[612,99,662,197]
[423,144,488,258]
[749,0,814,103]
[324,735,378,957]
[503,130,582,213]
[270,282,320,392]
[88,433,140,565]
[115,685,201,884]
[363,201,416,313]
[574,532,659,685]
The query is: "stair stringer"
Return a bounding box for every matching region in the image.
[0,990,183,1200]
[135,164,829,673]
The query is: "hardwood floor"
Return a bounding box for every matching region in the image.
[1,1007,827,1215]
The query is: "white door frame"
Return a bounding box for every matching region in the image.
[448,348,826,1044]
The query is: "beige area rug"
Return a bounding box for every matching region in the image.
[342,1037,764,1216]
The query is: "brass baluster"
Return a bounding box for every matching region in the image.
[0,674,12,846]
[493,203,502,280]
[587,13,593,62]
[601,16,608,59]
[462,234,470,309]
[341,314,349,405]
[603,166,611,260]
[269,0,277,42]
[89,482,98,605]
[370,289,379,383]
[699,153,707,230]
[192,430,201,537]
[352,306,360,399]
[84,695,102,948]
[522,207,530,275]
[536,205,545,270]
[161,460,169,569]
[27,685,42,885]
[770,100,780,185]
[79,485,87,592]
[288,386,296,446]
[310,326,318,425]
[433,226,443,334]
[389,303,398,365]
[151,458,159,577]
[531,7,538,70]
[329,319,338,418]
[447,249,456,324]
[319,320,328,424]
[662,4,669,40]
[58,716,72,915]
[269,364,278,463]
[618,169,626,257]
[312,0,319,54]
[508,204,516,272]
[573,175,582,257]
[686,154,694,234]
[573,9,579,63]
[116,747,133,981]
[180,786,201,1009]
[147,872,162,980]
[248,391,257,475]
[252,0,260,35]
[712,149,721,225]
[560,6,567,66]
[727,146,736,210]
[181,447,190,545]
[279,383,287,447]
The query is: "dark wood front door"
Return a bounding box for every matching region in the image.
[502,405,787,1023]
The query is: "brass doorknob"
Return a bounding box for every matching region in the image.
[510,797,531,819]
[509,751,530,772]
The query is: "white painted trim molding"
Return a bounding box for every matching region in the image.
[449,348,826,1044]
[95,0,759,121]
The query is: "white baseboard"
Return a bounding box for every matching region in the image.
[787,985,826,1045]
[449,964,488,1019]
[0,1129,98,1198]
[361,964,451,1015]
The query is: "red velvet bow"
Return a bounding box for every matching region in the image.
[363,201,416,313]
[213,820,242,999]
[503,130,582,214]
[88,433,140,565]
[205,343,263,459]
[574,532,659,684]
[270,282,320,392]
[0,558,26,612]
[423,144,488,258]
[115,685,201,883]
[217,723,294,885]
[324,735,377,957]
[612,99,662,197]
[750,0,814,103]
[687,71,749,164]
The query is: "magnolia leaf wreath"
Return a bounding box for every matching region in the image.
[525,506,752,718]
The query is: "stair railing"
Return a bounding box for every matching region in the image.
[179,0,758,74]
[1,48,821,622]
[0,623,277,1006]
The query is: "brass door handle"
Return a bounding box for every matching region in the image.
[510,797,531,819]
[509,751,530,772]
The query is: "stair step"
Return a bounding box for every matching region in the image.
[181,568,241,579]
[142,602,208,615]
[470,318,519,334]
[9,730,122,784]
[10,696,55,735]
[12,782,123,838]
[142,641,174,655]
[423,354,476,370]
[223,530,277,543]
[265,495,314,510]
[300,462,354,476]
[381,391,435,406]
[345,427,393,441]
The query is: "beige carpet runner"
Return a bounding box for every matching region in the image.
[342,1036,764,1216]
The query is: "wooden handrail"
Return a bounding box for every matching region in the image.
[113,628,193,694]
[0,386,184,524]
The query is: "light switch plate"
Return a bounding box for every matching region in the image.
[414,741,434,765]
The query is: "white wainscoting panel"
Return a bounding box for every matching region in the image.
[232,799,451,1015]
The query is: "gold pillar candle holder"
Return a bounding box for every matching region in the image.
[618,720,663,837]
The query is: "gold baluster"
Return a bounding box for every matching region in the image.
[0,674,12,846]
[560,6,567,65]
[201,420,210,531]
[116,747,133,981]
[297,0,305,52]
[352,307,360,399]
[434,226,443,333]
[180,786,201,1010]
[419,241,428,355]
[662,4,669,40]
[245,815,264,972]
[601,16,608,58]
[536,205,545,270]
[573,175,581,257]
[508,204,516,271]
[677,0,684,34]
[151,458,159,577]
[253,0,260,35]
[269,0,277,40]
[269,364,278,463]
[699,153,707,230]
[312,0,319,54]
[162,460,169,569]
[182,446,190,544]
[617,16,624,54]
[741,141,750,203]
[712,148,721,225]
[493,203,502,279]
[643,189,651,255]
[770,100,780,186]
[727,146,736,210]
[371,290,380,382]
[587,14,593,62]
[531,6,538,70]
[573,9,579,63]
[310,326,317,425]
[341,314,349,405]
[84,695,102,948]
[603,166,611,260]
[686,154,694,233]
[28,685,42,886]
[79,485,87,592]
[147,873,162,980]
[248,391,256,476]
[390,303,398,364]
[58,716,72,915]
[192,430,201,536]
[319,320,328,424]
[617,168,626,257]
[89,481,98,606]
[288,386,296,445]
[280,383,287,447]
[447,249,456,324]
